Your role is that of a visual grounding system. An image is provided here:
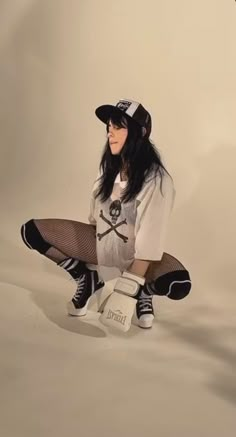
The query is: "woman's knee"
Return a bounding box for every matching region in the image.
[166,270,192,300]
[150,269,192,300]
[20,219,51,254]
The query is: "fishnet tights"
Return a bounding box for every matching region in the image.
[146,252,187,282]
[33,219,187,281]
[34,218,98,264]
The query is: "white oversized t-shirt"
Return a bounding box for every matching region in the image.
[88,170,175,271]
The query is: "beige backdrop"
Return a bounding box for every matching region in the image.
[0,1,236,436]
[1,0,236,289]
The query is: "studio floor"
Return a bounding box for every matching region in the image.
[0,240,235,437]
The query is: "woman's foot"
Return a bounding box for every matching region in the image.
[67,269,104,316]
[136,294,154,329]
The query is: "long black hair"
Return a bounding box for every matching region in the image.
[95,110,170,203]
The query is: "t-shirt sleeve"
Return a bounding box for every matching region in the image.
[134,173,175,261]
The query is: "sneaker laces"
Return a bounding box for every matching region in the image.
[73,274,86,301]
[138,295,153,314]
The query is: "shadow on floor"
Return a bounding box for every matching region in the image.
[159,305,236,406]
[0,236,139,339]
[1,235,235,402]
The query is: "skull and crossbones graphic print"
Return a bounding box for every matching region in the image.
[97,200,128,243]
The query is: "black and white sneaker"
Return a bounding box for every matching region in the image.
[136,294,154,329]
[67,269,104,316]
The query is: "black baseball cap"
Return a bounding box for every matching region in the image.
[95,99,152,137]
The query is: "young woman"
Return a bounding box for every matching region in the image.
[21,99,191,329]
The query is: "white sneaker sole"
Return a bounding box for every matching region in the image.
[67,297,91,317]
[138,315,154,329]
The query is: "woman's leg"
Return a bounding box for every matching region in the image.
[21,217,98,276]
[136,253,192,329]
[146,253,192,300]
[33,218,98,264]
[20,218,104,316]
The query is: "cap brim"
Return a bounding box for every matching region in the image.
[95,105,124,124]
